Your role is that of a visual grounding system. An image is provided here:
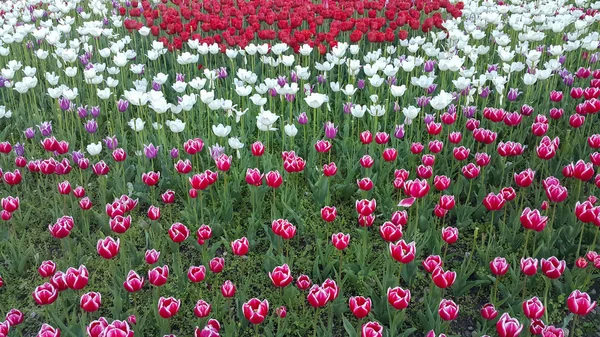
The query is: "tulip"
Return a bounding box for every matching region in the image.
[148,265,169,287]
[296,275,312,291]
[322,278,339,301]
[188,266,206,283]
[80,292,102,312]
[196,224,213,244]
[221,280,236,297]
[194,300,212,318]
[387,286,411,310]
[496,313,523,337]
[38,260,57,278]
[542,326,564,337]
[389,240,416,264]
[231,237,249,255]
[422,255,443,273]
[266,171,283,188]
[567,290,597,316]
[361,321,383,337]
[520,208,548,232]
[541,257,565,279]
[360,131,373,144]
[321,206,337,222]
[357,177,374,191]
[123,270,144,292]
[65,265,89,290]
[147,205,161,220]
[50,271,68,291]
[37,324,60,337]
[245,168,263,186]
[441,227,458,244]
[331,233,350,250]
[97,236,120,259]
[480,303,498,320]
[483,193,506,211]
[158,296,181,318]
[379,222,403,242]
[168,222,190,243]
[359,155,374,168]
[520,258,539,276]
[276,306,287,318]
[269,264,293,287]
[242,298,269,324]
[349,296,372,319]
[522,297,545,319]
[323,162,337,177]
[438,299,459,321]
[462,163,481,179]
[390,210,408,226]
[431,267,456,289]
[209,257,224,273]
[32,282,58,305]
[145,249,160,264]
[490,257,510,276]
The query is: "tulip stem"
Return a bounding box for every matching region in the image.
[543,278,550,322]
[571,314,579,337]
[591,225,600,253]
[492,276,499,304]
[523,230,531,257]
[575,222,586,262]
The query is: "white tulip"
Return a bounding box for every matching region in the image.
[212,124,232,138]
[86,142,102,155]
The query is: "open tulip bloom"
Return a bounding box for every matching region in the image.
[2,0,600,336]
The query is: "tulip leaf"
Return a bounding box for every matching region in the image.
[342,316,358,337]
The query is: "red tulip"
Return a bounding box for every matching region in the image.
[158,296,181,318]
[314,140,332,153]
[188,265,206,283]
[441,227,458,244]
[269,264,293,287]
[147,205,161,220]
[65,265,88,290]
[438,299,459,321]
[475,152,491,167]
[37,324,60,337]
[549,90,563,102]
[439,195,455,210]
[296,275,312,290]
[231,237,249,255]
[573,160,594,181]
[32,282,58,305]
[322,278,339,301]
[266,171,283,188]
[360,130,372,144]
[541,257,565,279]
[359,155,374,168]
[220,280,236,297]
[331,232,350,250]
[108,215,130,234]
[358,214,376,227]
[389,240,416,264]
[416,165,433,179]
[251,141,265,156]
[123,270,144,292]
[174,159,192,174]
[520,208,548,232]
[38,260,56,278]
[387,286,411,310]
[520,257,539,276]
[422,255,443,273]
[323,162,337,176]
[276,306,287,318]
[194,299,212,318]
[542,326,564,337]
[168,222,190,243]
[404,179,430,198]
[245,168,263,186]
[148,265,169,287]
[462,163,481,179]
[382,148,397,162]
[522,296,545,319]
[514,169,535,187]
[196,224,212,244]
[50,271,68,291]
[490,257,509,276]
[357,177,374,191]
[97,236,120,259]
[428,140,444,153]
[379,222,403,242]
[215,154,232,172]
[390,210,408,226]
[242,298,269,324]
[483,192,506,211]
[307,285,329,307]
[361,321,383,337]
[480,303,498,320]
[496,313,524,337]
[375,132,390,144]
[5,308,23,326]
[453,146,470,161]
[448,132,462,144]
[567,290,597,316]
[80,292,102,312]
[431,267,456,289]
[576,257,588,268]
[349,296,372,319]
[92,161,110,175]
[209,257,224,273]
[87,318,108,337]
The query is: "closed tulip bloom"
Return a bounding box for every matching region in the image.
[349,296,372,319]
[432,267,456,288]
[360,131,372,144]
[422,255,443,273]
[37,324,60,337]
[496,313,523,337]
[357,177,374,191]
[522,297,545,319]
[161,190,175,204]
[545,184,568,203]
[389,240,416,264]
[269,264,293,287]
[321,206,337,222]
[221,280,236,297]
[422,154,435,166]
[322,278,339,301]
[188,265,206,283]
[145,249,160,264]
[215,154,231,172]
[438,299,459,321]
[520,208,548,232]
[80,292,102,312]
[245,168,263,186]
[194,299,212,318]
[1,196,19,212]
[529,319,546,335]
[66,265,89,290]
[483,193,506,211]
[542,326,564,337]
[379,222,403,242]
[196,224,213,244]
[390,210,408,226]
[387,286,411,310]
[266,171,283,188]
[231,237,249,255]
[541,257,566,279]
[147,205,161,220]
[307,285,330,307]
[32,282,58,305]
[520,258,539,276]
[242,298,269,324]
[296,275,312,290]
[576,257,588,269]
[490,257,510,276]
[50,271,68,291]
[480,303,498,320]
[462,163,481,179]
[209,257,224,273]
[142,171,160,186]
[416,165,433,179]
[158,296,181,318]
[331,233,350,250]
[382,148,398,162]
[323,162,337,177]
[514,169,535,188]
[174,159,192,174]
[97,236,120,259]
[361,321,383,337]
[251,141,265,156]
[441,227,458,244]
[275,306,287,318]
[123,270,144,292]
[314,140,332,153]
[567,290,597,316]
[168,223,190,243]
[148,265,169,287]
[573,160,595,181]
[87,318,109,337]
[38,260,57,278]
[405,179,430,198]
[359,155,374,168]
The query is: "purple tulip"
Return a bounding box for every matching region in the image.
[324,122,338,139]
[90,106,100,118]
[357,79,365,89]
[210,144,225,160]
[394,125,405,139]
[480,86,491,98]
[77,106,88,118]
[343,102,353,114]
[170,147,179,158]
[24,127,35,139]
[297,112,308,125]
[117,99,129,112]
[85,120,98,133]
[144,144,159,159]
[14,143,24,156]
[72,151,85,163]
[423,60,436,72]
[104,136,118,150]
[507,88,521,102]
[37,121,52,136]
[59,97,71,111]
